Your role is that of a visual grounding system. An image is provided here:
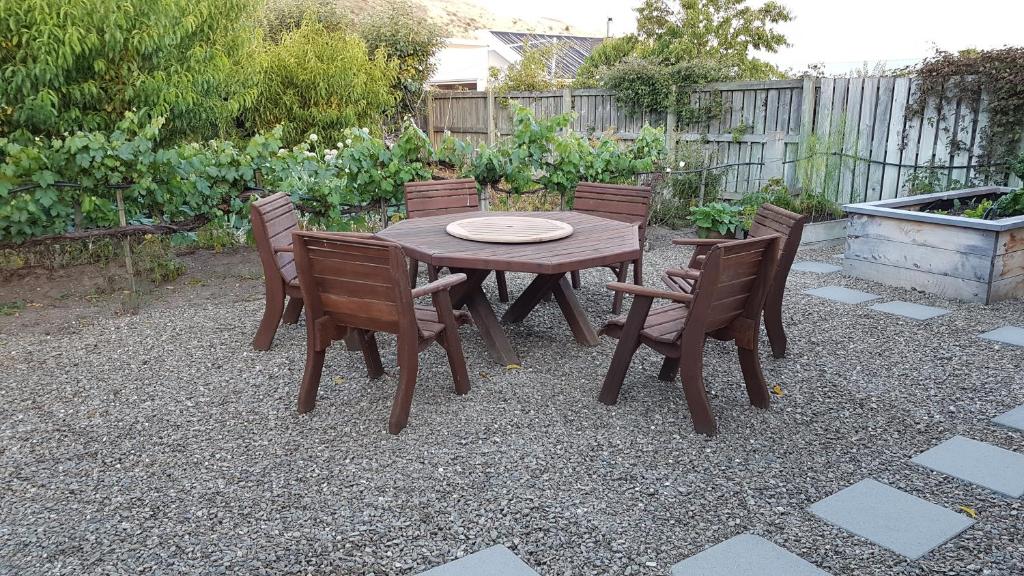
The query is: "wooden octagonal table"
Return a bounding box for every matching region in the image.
[376,211,640,365]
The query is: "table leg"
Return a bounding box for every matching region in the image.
[502,274,561,323]
[551,275,600,346]
[451,268,521,366]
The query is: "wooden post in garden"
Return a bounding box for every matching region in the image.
[486,90,496,146]
[562,87,573,118]
[665,85,677,160]
[797,76,817,194]
[115,187,136,294]
[763,130,786,187]
[425,90,435,148]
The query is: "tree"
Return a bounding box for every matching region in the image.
[635,0,792,79]
[490,43,568,94]
[241,18,398,145]
[0,0,259,141]
[573,36,639,88]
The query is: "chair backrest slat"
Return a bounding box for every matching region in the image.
[689,235,781,333]
[573,183,652,238]
[293,232,413,335]
[747,203,806,299]
[405,178,480,219]
[251,191,300,285]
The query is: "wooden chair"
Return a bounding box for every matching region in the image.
[404,178,509,303]
[598,234,782,436]
[250,191,305,351]
[664,203,806,358]
[291,231,473,435]
[569,182,652,313]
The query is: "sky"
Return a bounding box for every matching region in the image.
[473,0,1023,74]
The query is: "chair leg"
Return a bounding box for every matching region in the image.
[388,338,419,435]
[495,271,509,303]
[598,296,654,405]
[679,334,716,435]
[252,279,286,351]
[356,330,385,380]
[408,258,420,288]
[633,254,643,286]
[738,341,771,410]
[611,261,629,314]
[282,296,303,324]
[763,298,787,358]
[427,265,439,282]
[658,357,680,382]
[570,270,581,290]
[441,327,471,395]
[297,343,326,413]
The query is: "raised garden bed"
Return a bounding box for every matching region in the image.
[843,186,1023,304]
[801,217,848,246]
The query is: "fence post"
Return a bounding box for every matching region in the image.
[562,87,573,117]
[763,130,786,186]
[796,76,817,193]
[665,85,677,160]
[425,90,435,147]
[486,90,496,145]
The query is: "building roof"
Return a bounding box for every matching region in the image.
[487,31,604,79]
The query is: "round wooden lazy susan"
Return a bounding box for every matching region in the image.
[446,216,574,244]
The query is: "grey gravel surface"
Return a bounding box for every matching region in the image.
[2,231,1023,575]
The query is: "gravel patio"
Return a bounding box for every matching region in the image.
[2,231,1023,575]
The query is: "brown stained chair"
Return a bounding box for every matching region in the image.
[251,191,305,350]
[291,231,472,435]
[598,234,782,436]
[404,178,509,303]
[663,203,806,358]
[569,182,653,314]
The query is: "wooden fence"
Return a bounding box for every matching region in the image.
[423,78,1022,202]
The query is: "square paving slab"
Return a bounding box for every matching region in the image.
[670,534,831,576]
[792,261,843,274]
[912,436,1024,498]
[417,545,539,576]
[808,479,973,560]
[804,286,881,304]
[978,326,1024,347]
[869,301,950,321]
[994,405,1024,432]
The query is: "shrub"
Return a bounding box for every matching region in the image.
[260,0,347,42]
[242,18,398,145]
[689,202,743,237]
[0,0,258,141]
[491,43,569,94]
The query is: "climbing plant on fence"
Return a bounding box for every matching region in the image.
[0,107,665,245]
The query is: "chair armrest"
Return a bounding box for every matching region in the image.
[665,268,701,281]
[671,237,732,246]
[410,273,467,299]
[606,282,694,304]
[273,244,293,253]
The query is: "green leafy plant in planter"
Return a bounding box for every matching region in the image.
[689,202,743,238]
[992,189,1024,218]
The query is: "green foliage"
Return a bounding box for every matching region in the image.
[242,18,398,146]
[904,164,964,196]
[434,132,475,173]
[993,189,1024,218]
[689,201,743,237]
[962,199,993,219]
[737,177,795,230]
[650,142,725,228]
[0,0,259,141]
[260,0,348,42]
[134,235,185,283]
[490,43,568,94]
[574,36,639,88]
[357,1,444,118]
[909,47,1024,182]
[635,0,791,79]
[601,60,673,114]
[796,118,846,200]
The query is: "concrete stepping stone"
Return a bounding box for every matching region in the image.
[869,300,950,321]
[792,261,842,274]
[808,478,973,560]
[978,326,1024,347]
[417,545,539,576]
[670,534,831,576]
[912,435,1024,498]
[804,286,881,304]
[994,405,1024,432]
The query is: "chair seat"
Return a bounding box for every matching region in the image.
[604,302,690,344]
[415,306,471,340]
[663,268,698,294]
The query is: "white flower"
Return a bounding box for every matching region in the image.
[665,167,672,173]
[678,161,686,168]
[345,138,352,145]
[308,133,318,142]
[337,142,344,148]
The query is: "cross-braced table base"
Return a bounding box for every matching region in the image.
[450,269,599,366]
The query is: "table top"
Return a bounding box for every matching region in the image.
[376,211,640,274]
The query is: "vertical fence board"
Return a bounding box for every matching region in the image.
[868,76,895,201]
[853,77,878,203]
